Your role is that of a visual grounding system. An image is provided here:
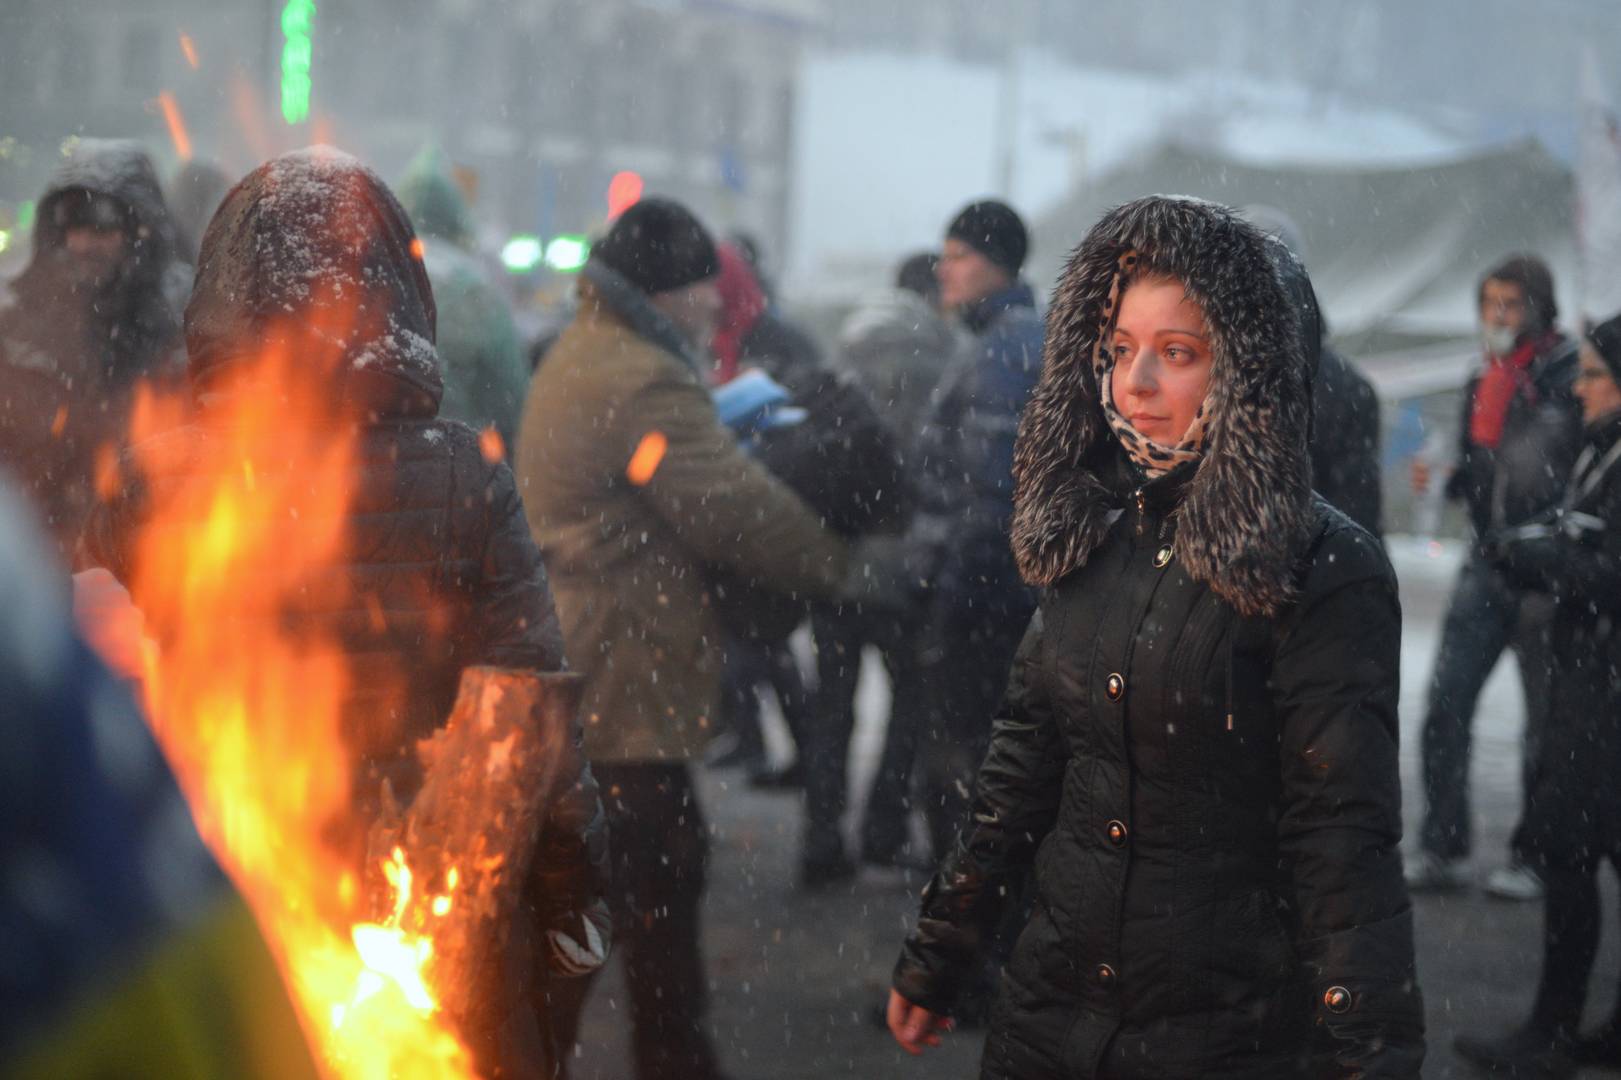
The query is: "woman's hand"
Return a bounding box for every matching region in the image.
[886,989,952,1054]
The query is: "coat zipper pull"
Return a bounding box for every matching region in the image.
[1134,488,1146,535]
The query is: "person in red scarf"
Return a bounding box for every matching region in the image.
[1407,254,1581,900]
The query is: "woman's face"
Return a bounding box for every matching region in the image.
[1575,341,1621,425]
[1109,276,1214,445]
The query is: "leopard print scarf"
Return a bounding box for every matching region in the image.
[1092,250,1210,479]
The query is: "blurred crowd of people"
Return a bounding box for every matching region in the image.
[2,132,1620,1080]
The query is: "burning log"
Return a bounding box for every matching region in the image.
[366,667,583,1078]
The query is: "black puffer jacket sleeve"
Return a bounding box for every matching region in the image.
[1490,435,1621,612]
[1495,523,1621,611]
[469,458,567,672]
[892,613,1064,1014]
[1272,529,1424,1077]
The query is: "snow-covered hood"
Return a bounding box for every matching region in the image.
[33,138,178,263]
[185,147,442,418]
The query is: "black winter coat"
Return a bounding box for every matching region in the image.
[1312,346,1383,538]
[708,312,912,643]
[1266,237,1383,539]
[1493,411,1621,864]
[744,311,912,539]
[895,197,1422,1079]
[1446,334,1581,538]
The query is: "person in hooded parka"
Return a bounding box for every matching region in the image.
[0,139,192,559]
[80,148,610,1079]
[395,146,531,450]
[1453,312,1621,1078]
[886,196,1424,1079]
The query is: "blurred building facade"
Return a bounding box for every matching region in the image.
[0,0,820,263]
[822,0,1621,158]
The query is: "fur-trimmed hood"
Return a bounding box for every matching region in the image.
[1011,195,1314,617]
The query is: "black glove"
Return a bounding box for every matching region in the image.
[838,527,945,611]
[528,675,612,978]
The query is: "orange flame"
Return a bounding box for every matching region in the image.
[158,91,193,162]
[122,335,476,1077]
[179,32,200,70]
[478,426,504,464]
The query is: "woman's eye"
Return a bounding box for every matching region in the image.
[1113,344,1131,359]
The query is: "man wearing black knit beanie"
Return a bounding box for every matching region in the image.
[861,197,1043,997]
[519,197,908,1079]
[941,198,1028,301]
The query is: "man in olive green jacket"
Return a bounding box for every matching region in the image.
[516,199,851,1080]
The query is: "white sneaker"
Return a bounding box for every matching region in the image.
[1404,850,1470,893]
[1483,862,1545,901]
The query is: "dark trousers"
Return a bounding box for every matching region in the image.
[1418,551,1553,860]
[804,605,922,866]
[547,763,720,1080]
[720,636,812,765]
[1529,854,1621,1034]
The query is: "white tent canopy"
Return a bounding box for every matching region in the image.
[1031,138,1576,356]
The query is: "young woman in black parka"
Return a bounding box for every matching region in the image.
[1453,312,1621,1078]
[886,196,1424,1078]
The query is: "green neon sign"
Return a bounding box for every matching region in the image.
[544,235,590,273]
[281,0,315,125]
[501,235,544,273]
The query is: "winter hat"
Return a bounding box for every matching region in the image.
[592,197,720,296]
[1588,311,1621,384]
[946,199,1028,276]
[1480,254,1558,329]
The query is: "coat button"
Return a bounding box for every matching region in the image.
[1096,963,1117,988]
[1105,672,1124,701]
[1153,545,1173,568]
[1106,820,1128,846]
[1323,986,1353,1014]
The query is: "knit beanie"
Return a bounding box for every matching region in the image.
[1589,311,1621,384]
[592,197,720,295]
[946,199,1028,276]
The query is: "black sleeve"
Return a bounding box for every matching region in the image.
[892,612,1065,1015]
[470,459,568,672]
[1444,377,1477,503]
[1495,515,1621,615]
[1273,559,1424,1077]
[1340,377,1384,539]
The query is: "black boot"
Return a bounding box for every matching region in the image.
[1453,1024,1576,1078]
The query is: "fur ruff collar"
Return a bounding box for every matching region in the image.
[1010,196,1314,617]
